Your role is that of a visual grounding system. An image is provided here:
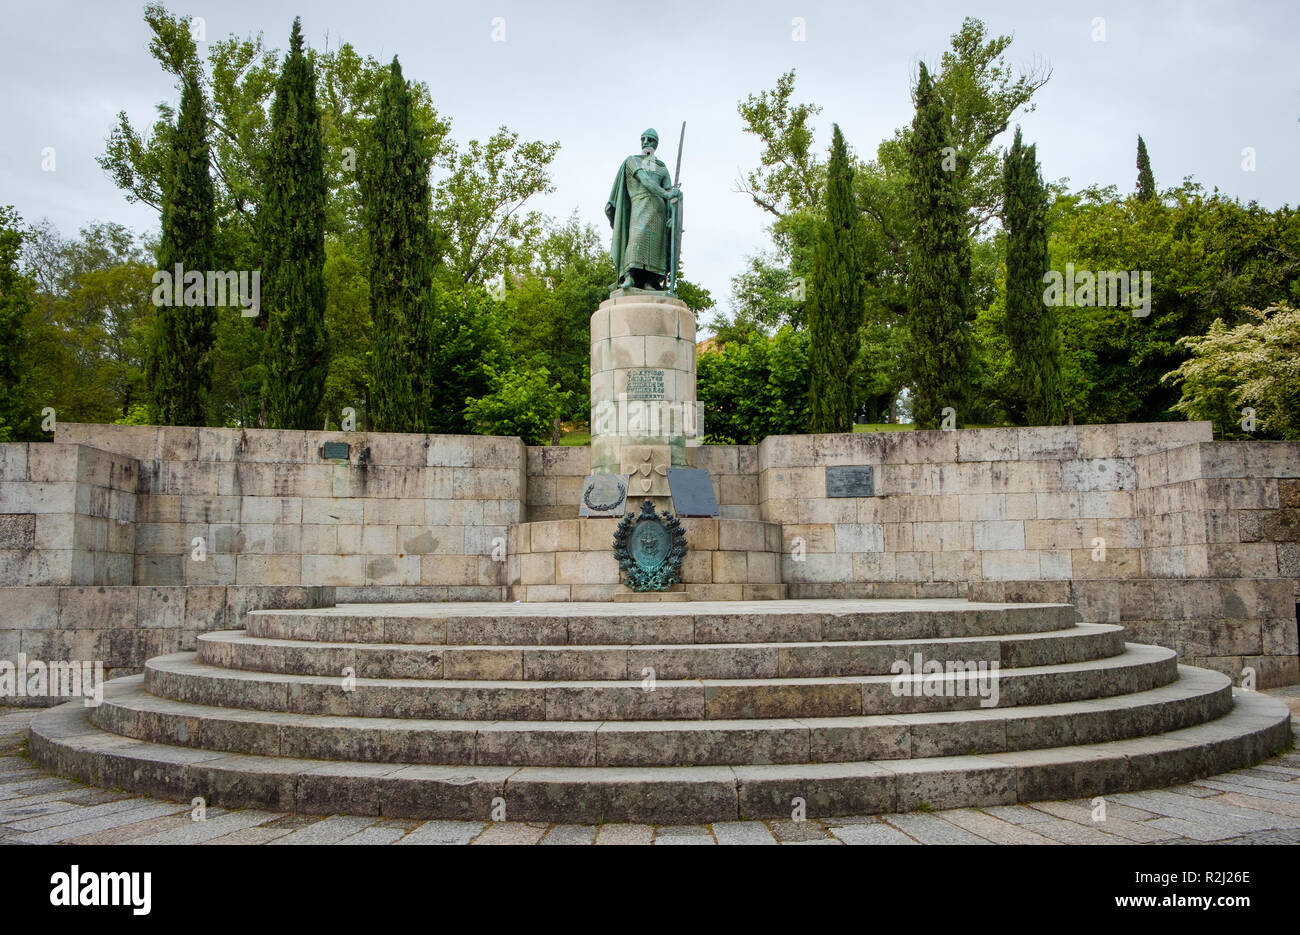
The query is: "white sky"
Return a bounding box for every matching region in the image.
[2,0,1297,308]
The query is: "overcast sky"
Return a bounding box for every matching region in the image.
[2,0,1296,309]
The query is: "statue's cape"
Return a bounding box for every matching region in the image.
[606,154,668,277]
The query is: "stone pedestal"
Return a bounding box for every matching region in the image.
[589,291,700,499]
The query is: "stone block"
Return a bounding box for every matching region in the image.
[781,553,851,583]
[609,302,679,338]
[719,473,758,505]
[712,551,749,584]
[0,443,28,481]
[239,429,309,463]
[746,551,779,582]
[1024,518,1096,550]
[240,496,301,525]
[609,335,646,369]
[912,521,971,552]
[579,517,619,551]
[183,553,237,585]
[677,518,717,551]
[520,552,556,585]
[972,520,1025,551]
[834,523,883,553]
[957,428,1018,462]
[760,467,826,503]
[958,494,1006,521]
[556,551,620,585]
[1205,543,1279,578]
[301,555,366,587]
[1017,426,1079,461]
[421,554,479,586]
[530,520,580,553]
[527,445,590,478]
[1068,547,1140,579]
[236,553,302,586]
[1074,424,1119,460]
[1117,421,1212,457]
[936,464,991,495]
[0,586,59,629]
[0,512,36,549]
[757,435,816,469]
[366,554,422,586]
[453,468,521,501]
[680,550,712,583]
[1061,459,1136,492]
[980,550,1040,580]
[1038,550,1072,579]
[0,481,76,513]
[686,446,739,475]
[718,519,766,552]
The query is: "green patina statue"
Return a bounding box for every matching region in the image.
[605,127,683,292]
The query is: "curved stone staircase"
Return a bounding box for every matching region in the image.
[29,600,1292,823]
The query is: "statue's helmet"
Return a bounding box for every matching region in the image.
[640,128,659,145]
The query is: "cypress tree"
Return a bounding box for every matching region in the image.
[1136,135,1156,202]
[0,207,36,440]
[360,57,435,433]
[807,123,865,434]
[260,18,328,429]
[1002,127,1064,426]
[150,76,217,426]
[904,62,971,430]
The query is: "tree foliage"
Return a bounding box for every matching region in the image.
[696,327,810,444]
[360,57,435,433]
[260,18,328,429]
[149,76,217,426]
[904,62,972,430]
[807,124,865,433]
[1165,305,1300,439]
[1136,135,1156,203]
[1001,127,1062,425]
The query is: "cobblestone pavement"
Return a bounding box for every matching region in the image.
[4,690,1298,846]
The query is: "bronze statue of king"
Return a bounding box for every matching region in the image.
[605,128,682,292]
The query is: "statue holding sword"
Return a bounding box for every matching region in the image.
[605,123,685,293]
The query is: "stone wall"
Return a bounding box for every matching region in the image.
[0,443,136,586]
[50,424,524,591]
[0,584,332,705]
[755,424,1298,686]
[760,423,1213,593]
[1,420,1295,691]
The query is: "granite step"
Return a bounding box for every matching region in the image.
[198,623,1125,681]
[141,645,1178,721]
[29,688,1291,823]
[89,666,1234,766]
[244,599,1077,645]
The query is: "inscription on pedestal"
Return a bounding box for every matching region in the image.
[626,369,665,400]
[826,465,875,498]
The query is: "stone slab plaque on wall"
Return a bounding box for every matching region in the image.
[580,474,631,517]
[826,465,875,498]
[626,369,666,400]
[667,467,719,516]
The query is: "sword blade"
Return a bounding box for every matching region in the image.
[673,121,685,185]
